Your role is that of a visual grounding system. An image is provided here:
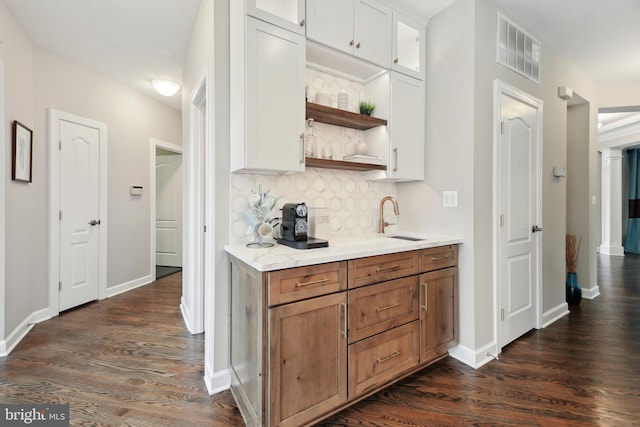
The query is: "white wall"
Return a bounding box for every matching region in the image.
[599,80,640,109]
[475,0,599,350]
[400,0,600,366]
[567,103,591,288]
[397,0,477,355]
[1,1,182,348]
[182,0,229,392]
[34,48,182,289]
[1,1,38,340]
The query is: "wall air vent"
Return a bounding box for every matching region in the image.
[497,12,540,83]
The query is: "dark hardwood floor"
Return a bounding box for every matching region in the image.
[2,255,639,426]
[0,272,244,426]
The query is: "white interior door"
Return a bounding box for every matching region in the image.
[156,153,183,267]
[59,119,101,311]
[496,82,542,349]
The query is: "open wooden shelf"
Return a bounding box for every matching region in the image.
[305,157,387,171]
[306,102,387,130]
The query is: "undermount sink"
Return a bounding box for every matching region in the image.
[387,235,425,241]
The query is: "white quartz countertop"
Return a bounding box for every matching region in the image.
[224,232,463,272]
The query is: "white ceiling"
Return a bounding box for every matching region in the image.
[3,0,639,112]
[3,0,201,110]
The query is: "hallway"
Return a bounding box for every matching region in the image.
[0,272,244,426]
[1,255,639,425]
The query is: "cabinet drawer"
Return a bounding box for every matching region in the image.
[268,261,347,306]
[419,245,458,272]
[348,251,419,289]
[348,321,419,397]
[348,276,418,343]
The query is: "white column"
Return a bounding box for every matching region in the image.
[600,148,625,256]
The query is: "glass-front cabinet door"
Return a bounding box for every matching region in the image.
[392,11,425,80]
[247,0,306,35]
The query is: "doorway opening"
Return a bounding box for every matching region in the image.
[150,139,183,281]
[182,71,209,336]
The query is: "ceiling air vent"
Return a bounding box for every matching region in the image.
[497,12,540,83]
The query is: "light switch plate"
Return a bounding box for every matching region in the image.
[443,191,458,208]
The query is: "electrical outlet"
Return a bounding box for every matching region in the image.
[443,191,458,208]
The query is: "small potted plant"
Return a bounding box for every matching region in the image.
[359,100,376,116]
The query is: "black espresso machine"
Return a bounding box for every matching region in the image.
[277,202,329,249]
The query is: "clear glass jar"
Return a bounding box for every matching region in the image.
[304,118,317,158]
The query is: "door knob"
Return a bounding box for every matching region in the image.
[532,225,542,233]
[89,219,101,226]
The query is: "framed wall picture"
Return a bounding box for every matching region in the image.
[12,120,33,182]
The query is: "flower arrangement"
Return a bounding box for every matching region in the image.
[243,184,278,248]
[565,234,582,273]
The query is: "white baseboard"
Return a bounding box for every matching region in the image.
[599,244,625,256]
[448,342,496,369]
[473,341,499,368]
[582,285,600,300]
[106,274,153,298]
[448,343,475,367]
[205,365,231,395]
[542,302,570,328]
[180,297,199,334]
[0,308,52,357]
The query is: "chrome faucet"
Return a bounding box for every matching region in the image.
[379,196,399,233]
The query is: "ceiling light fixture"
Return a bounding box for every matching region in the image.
[150,79,180,96]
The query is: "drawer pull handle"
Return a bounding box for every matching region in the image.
[296,277,329,287]
[375,264,399,273]
[421,282,428,311]
[341,303,347,338]
[376,302,400,313]
[376,351,400,364]
[431,255,452,262]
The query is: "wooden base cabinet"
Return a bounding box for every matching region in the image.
[229,245,458,427]
[268,293,348,427]
[419,266,457,363]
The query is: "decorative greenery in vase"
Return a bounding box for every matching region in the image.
[359,100,376,116]
[565,234,582,304]
[565,234,581,273]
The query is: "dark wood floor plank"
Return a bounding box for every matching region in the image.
[2,255,640,426]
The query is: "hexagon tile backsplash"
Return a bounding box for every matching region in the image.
[230,169,398,244]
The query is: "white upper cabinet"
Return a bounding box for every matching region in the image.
[306,0,392,68]
[354,0,393,68]
[388,72,424,180]
[306,0,354,57]
[231,17,306,173]
[392,12,425,80]
[246,0,306,35]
